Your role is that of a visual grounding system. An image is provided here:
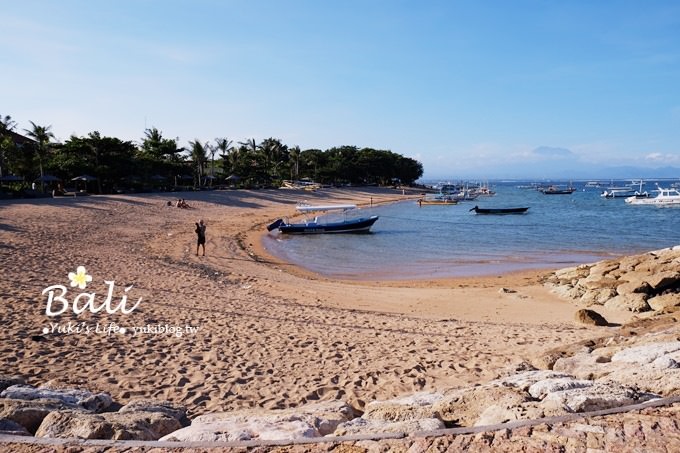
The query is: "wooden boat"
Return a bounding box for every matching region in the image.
[267,204,379,234]
[418,195,458,205]
[469,205,529,215]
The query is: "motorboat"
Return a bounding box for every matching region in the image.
[625,186,680,206]
[267,203,379,234]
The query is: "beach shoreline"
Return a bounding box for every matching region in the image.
[0,187,640,421]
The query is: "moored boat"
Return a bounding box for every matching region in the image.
[541,185,576,195]
[469,205,529,215]
[267,203,379,234]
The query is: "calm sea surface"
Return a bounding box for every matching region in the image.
[262,181,680,280]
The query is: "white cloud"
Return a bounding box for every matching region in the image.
[645,152,680,164]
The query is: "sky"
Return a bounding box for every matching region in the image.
[3,0,680,179]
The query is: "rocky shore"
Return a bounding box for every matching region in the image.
[2,310,679,448]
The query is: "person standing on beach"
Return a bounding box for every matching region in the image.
[195,220,206,256]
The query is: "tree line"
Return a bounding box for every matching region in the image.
[0,114,423,194]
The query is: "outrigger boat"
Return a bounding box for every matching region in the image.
[267,203,379,234]
[469,205,529,215]
[418,195,458,205]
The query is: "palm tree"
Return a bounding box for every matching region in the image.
[289,145,301,180]
[24,121,55,191]
[0,114,17,136]
[188,139,207,188]
[0,114,17,178]
[214,137,233,184]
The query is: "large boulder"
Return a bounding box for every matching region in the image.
[35,410,181,440]
[161,401,354,442]
[574,309,608,326]
[1,385,112,412]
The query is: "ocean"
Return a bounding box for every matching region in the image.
[262,181,680,280]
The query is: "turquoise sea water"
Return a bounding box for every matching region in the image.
[262,181,680,280]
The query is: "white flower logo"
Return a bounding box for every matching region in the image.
[68,266,92,289]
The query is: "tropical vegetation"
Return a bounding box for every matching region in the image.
[0,113,423,194]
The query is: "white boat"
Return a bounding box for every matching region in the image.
[625,186,680,205]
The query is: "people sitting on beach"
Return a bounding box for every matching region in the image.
[175,199,191,209]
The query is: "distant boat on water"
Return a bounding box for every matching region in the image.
[469,206,529,215]
[541,185,576,195]
[418,195,458,205]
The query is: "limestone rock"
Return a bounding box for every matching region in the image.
[333,417,443,436]
[644,271,680,292]
[118,399,189,426]
[493,370,575,391]
[540,382,657,413]
[574,309,608,326]
[552,352,626,380]
[647,293,680,311]
[602,368,680,396]
[161,401,354,442]
[35,410,181,440]
[473,402,549,427]
[603,293,650,312]
[0,398,67,434]
[432,385,530,426]
[616,280,653,296]
[528,377,594,400]
[362,392,441,422]
[582,275,619,291]
[0,418,31,436]
[0,385,112,413]
[578,288,617,306]
[611,341,680,365]
[550,284,584,300]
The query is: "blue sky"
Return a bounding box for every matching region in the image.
[3,0,680,178]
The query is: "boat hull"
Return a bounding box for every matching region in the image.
[470,206,529,214]
[276,215,379,234]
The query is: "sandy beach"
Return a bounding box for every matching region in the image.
[0,187,638,419]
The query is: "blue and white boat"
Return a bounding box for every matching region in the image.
[267,203,379,234]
